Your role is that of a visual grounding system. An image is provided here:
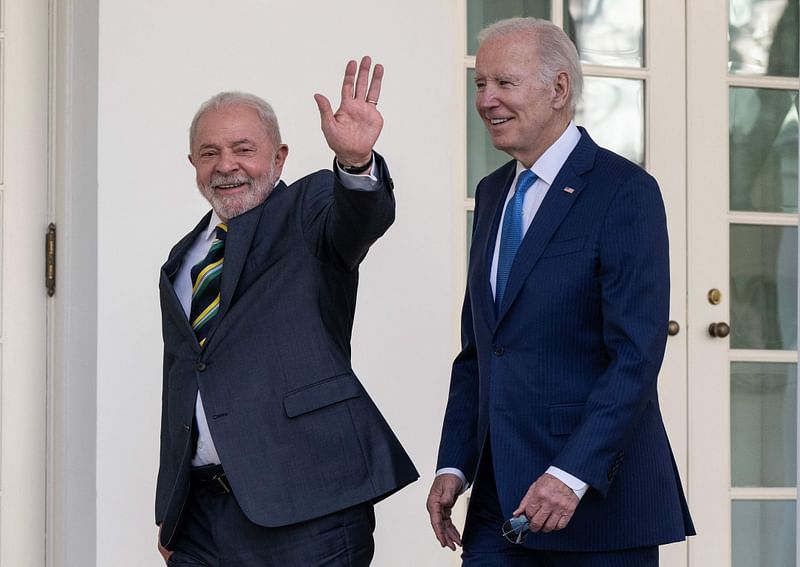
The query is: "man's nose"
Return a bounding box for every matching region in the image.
[476,88,498,111]
[215,151,239,173]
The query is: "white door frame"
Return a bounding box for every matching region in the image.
[47,0,99,566]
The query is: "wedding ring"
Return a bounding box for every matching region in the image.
[366,99,379,105]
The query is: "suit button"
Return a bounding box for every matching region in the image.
[493,346,505,356]
[183,424,191,433]
[196,362,207,372]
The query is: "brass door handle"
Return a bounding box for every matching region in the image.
[708,322,730,338]
[668,320,680,336]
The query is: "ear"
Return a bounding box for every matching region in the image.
[552,70,571,111]
[272,144,289,178]
[188,153,195,167]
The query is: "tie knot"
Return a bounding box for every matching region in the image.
[515,170,537,196]
[215,223,228,241]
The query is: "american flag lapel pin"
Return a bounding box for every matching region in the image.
[563,186,575,194]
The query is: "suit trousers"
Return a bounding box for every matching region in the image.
[461,444,658,567]
[167,476,375,567]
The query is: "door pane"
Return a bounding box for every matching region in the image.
[564,0,644,67]
[730,224,798,350]
[575,77,644,164]
[467,70,511,198]
[467,0,550,55]
[730,87,799,213]
[729,0,799,77]
[732,500,796,567]
[731,362,797,487]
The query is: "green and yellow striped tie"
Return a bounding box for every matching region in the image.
[189,223,227,347]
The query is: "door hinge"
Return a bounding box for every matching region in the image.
[46,223,56,296]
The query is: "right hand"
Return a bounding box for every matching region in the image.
[157,527,173,563]
[426,473,464,550]
[513,472,579,533]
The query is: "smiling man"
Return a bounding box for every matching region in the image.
[155,57,417,566]
[426,18,694,566]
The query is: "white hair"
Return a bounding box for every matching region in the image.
[190,91,282,150]
[478,17,583,113]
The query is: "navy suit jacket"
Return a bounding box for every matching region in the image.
[437,130,694,551]
[156,155,418,548]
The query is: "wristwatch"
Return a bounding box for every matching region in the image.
[337,155,373,175]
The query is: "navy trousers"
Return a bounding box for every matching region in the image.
[167,472,375,567]
[461,446,658,567]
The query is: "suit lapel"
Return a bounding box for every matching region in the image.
[494,131,597,326]
[217,181,289,315]
[160,211,213,350]
[199,182,291,351]
[217,205,265,322]
[475,163,516,328]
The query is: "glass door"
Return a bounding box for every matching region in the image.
[687,1,799,566]
[458,1,799,566]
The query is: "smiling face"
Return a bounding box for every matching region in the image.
[189,103,288,221]
[474,31,571,167]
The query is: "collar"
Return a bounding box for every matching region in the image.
[516,121,581,185]
[202,210,224,242]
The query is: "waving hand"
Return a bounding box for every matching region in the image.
[314,56,384,168]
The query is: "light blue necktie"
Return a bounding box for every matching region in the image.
[495,169,537,310]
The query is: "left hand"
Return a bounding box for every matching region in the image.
[513,472,579,533]
[314,56,384,167]
[156,526,173,563]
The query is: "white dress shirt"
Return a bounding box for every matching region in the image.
[438,122,589,499]
[175,160,379,467]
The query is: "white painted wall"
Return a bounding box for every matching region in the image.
[97,1,459,565]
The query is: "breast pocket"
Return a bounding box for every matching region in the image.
[541,237,585,259]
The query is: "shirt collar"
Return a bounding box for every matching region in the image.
[516,121,581,185]
[203,210,224,241]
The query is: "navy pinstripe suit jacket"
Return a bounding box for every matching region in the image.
[156,154,418,548]
[437,130,695,551]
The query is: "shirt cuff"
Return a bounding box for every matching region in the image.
[546,466,589,499]
[335,153,379,191]
[435,467,469,494]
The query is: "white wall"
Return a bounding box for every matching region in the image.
[97,1,459,565]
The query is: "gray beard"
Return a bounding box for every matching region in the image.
[198,165,277,222]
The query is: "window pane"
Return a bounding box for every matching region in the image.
[575,77,644,165]
[730,87,798,213]
[730,224,798,350]
[467,0,551,55]
[731,362,797,487]
[564,0,644,67]
[467,69,511,198]
[729,0,798,77]
[732,500,796,567]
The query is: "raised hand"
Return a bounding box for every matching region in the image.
[314,56,384,168]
